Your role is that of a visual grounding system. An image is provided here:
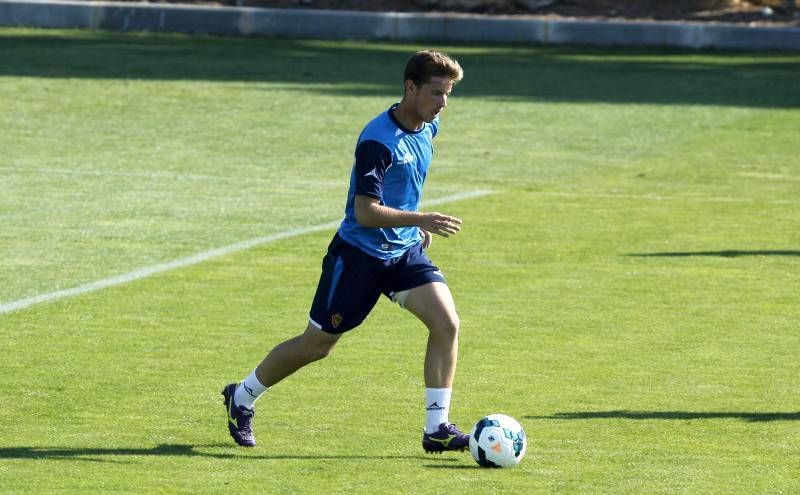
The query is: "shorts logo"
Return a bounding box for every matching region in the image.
[331,313,343,329]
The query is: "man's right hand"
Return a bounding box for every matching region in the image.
[419,212,462,238]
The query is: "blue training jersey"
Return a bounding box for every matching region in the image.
[338,104,439,260]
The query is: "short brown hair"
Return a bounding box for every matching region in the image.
[404,50,463,87]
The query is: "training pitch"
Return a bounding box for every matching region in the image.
[1,28,799,494]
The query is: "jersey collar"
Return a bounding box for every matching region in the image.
[388,103,424,135]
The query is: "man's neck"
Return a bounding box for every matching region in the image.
[392,100,423,132]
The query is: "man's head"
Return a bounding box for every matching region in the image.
[404,50,464,89]
[401,50,463,124]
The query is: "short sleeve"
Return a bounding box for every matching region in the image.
[430,116,440,139]
[353,139,393,200]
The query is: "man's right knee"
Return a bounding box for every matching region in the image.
[307,341,335,361]
[302,323,340,362]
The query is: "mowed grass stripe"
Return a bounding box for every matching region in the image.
[534,191,800,205]
[0,189,491,315]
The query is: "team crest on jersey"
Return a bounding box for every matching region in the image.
[331,313,343,329]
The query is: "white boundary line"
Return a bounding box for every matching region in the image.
[0,189,492,315]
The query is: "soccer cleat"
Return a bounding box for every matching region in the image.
[221,383,256,447]
[422,422,470,453]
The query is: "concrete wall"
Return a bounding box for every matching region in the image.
[1,0,799,51]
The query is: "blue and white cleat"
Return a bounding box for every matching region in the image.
[221,383,256,447]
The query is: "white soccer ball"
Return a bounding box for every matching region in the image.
[468,413,527,468]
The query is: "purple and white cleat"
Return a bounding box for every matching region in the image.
[221,383,256,447]
[422,422,470,453]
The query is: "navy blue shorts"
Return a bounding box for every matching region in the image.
[309,233,446,334]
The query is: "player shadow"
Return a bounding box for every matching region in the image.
[627,250,800,258]
[424,464,481,470]
[0,444,457,463]
[526,410,800,422]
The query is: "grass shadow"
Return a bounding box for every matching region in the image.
[0,443,459,463]
[526,410,800,422]
[0,30,799,108]
[424,464,480,469]
[627,250,800,258]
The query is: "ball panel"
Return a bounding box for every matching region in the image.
[476,446,499,468]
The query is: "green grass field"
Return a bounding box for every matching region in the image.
[1,28,799,494]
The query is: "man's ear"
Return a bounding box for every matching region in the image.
[404,79,417,96]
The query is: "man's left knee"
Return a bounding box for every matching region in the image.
[431,313,460,339]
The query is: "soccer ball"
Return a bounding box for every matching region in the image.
[468,414,527,468]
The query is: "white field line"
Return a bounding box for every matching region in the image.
[0,189,492,315]
[735,172,800,182]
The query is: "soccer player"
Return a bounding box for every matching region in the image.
[222,50,468,453]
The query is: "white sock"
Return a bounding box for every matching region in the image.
[425,387,452,434]
[234,369,269,410]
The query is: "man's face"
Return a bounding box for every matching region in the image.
[407,76,455,123]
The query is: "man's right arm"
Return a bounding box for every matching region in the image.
[351,139,462,237]
[354,195,462,238]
